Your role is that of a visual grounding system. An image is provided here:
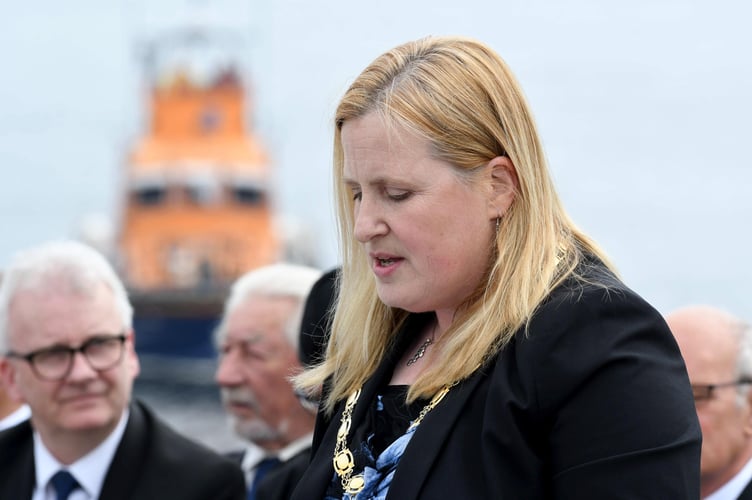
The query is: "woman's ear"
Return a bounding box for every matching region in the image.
[487,155,518,219]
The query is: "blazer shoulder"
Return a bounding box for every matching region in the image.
[529,259,664,346]
[134,400,243,470]
[497,258,681,415]
[104,400,245,500]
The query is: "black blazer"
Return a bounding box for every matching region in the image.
[292,263,702,499]
[0,399,245,500]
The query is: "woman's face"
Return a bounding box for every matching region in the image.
[341,112,496,318]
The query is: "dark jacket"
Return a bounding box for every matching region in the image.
[292,262,701,499]
[256,448,311,500]
[226,446,311,500]
[0,399,245,500]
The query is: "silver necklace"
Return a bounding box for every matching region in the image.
[406,323,436,366]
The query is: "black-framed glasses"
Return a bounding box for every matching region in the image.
[691,378,752,401]
[5,334,127,381]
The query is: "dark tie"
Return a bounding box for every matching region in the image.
[247,457,281,500]
[50,470,80,500]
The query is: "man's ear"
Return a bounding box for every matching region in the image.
[124,328,141,379]
[744,390,752,437]
[0,358,25,403]
[487,155,518,220]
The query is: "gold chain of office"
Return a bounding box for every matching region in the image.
[332,383,455,494]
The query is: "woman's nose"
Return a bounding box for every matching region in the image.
[353,198,387,242]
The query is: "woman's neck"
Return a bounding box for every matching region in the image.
[389,315,440,386]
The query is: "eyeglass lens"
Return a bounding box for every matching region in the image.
[32,336,125,380]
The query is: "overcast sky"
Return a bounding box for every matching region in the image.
[1,0,750,318]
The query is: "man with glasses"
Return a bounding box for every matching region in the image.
[666,305,752,500]
[0,240,244,499]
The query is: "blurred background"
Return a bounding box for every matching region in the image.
[1,0,750,451]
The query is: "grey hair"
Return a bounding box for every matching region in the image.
[213,263,322,350]
[0,240,133,353]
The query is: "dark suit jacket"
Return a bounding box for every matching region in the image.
[256,448,311,500]
[0,399,245,500]
[292,262,702,499]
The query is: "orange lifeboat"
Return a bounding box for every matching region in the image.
[116,30,282,361]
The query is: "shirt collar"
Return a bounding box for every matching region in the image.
[706,455,752,500]
[240,432,313,470]
[0,404,31,431]
[277,432,313,462]
[34,409,130,499]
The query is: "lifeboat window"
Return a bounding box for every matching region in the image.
[233,186,266,205]
[133,186,166,205]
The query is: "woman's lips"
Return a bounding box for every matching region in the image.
[371,255,403,277]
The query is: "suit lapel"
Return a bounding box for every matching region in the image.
[99,402,147,500]
[387,368,486,499]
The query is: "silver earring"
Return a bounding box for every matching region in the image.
[495,216,501,234]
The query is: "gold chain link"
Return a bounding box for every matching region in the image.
[332,383,455,495]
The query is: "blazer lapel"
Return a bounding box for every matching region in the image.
[387,367,486,499]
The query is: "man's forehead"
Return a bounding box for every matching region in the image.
[224,331,265,345]
[7,286,120,344]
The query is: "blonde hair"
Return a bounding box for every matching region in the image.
[297,36,614,414]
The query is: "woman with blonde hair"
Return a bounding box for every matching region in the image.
[293,36,700,499]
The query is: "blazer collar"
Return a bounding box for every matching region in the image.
[387,370,485,498]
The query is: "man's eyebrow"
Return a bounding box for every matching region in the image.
[230,333,264,346]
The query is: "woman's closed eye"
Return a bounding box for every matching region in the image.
[385,189,411,201]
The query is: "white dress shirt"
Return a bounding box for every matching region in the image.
[32,410,129,500]
[706,456,752,500]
